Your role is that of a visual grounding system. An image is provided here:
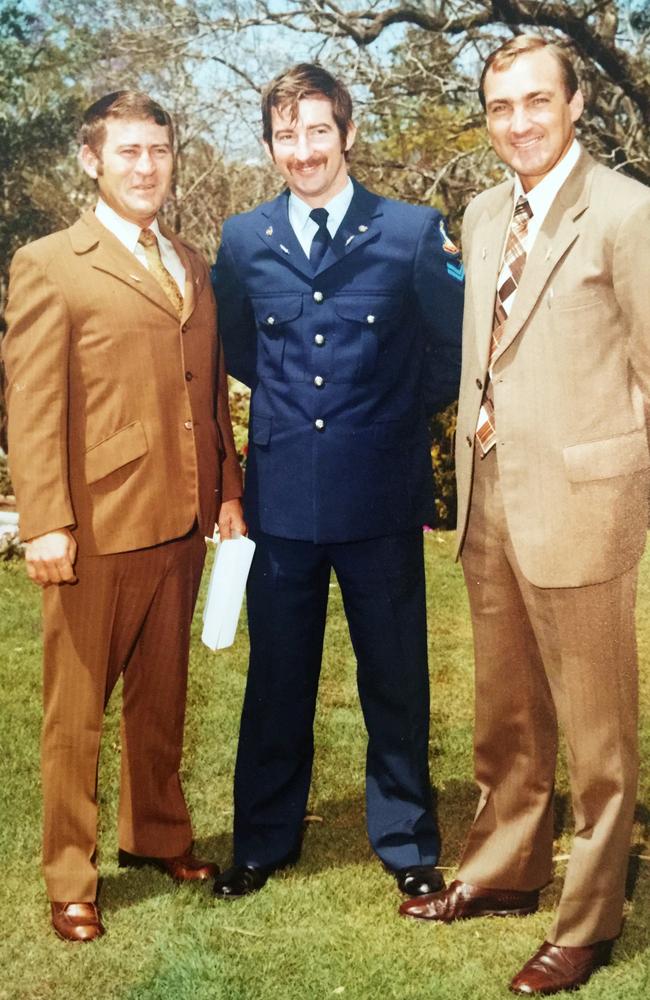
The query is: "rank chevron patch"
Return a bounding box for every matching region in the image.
[446,260,465,282]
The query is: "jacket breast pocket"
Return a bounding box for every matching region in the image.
[85,420,148,484]
[333,294,403,380]
[250,294,303,377]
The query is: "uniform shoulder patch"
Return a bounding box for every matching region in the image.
[439,219,460,255]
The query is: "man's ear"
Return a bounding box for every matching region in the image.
[79,144,100,179]
[569,87,584,124]
[344,121,357,153]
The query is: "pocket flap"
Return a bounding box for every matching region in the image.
[251,295,303,327]
[563,428,650,483]
[334,294,403,324]
[85,420,148,484]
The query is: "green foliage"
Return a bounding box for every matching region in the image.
[430,403,457,528]
[1,539,649,998]
[0,2,90,304]
[0,451,12,495]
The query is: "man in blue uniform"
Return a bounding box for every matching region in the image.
[212,63,463,899]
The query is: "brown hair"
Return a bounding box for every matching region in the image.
[79,91,174,156]
[479,34,579,109]
[262,63,354,152]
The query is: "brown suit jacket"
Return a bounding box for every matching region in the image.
[2,208,242,553]
[455,150,650,588]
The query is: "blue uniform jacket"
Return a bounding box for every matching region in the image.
[212,179,464,543]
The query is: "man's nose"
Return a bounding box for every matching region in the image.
[293,132,313,161]
[510,105,532,134]
[134,150,155,173]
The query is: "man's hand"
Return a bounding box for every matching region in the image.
[24,528,77,587]
[217,499,247,540]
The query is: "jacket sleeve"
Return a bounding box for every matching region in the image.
[211,224,258,389]
[412,210,464,416]
[615,193,650,400]
[214,333,243,504]
[1,245,76,541]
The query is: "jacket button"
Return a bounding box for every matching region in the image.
[475,378,483,390]
[184,420,193,430]
[366,314,375,324]
[185,371,193,381]
[266,315,275,325]
[313,291,324,303]
[314,418,325,431]
[466,435,473,447]
[313,375,324,388]
[314,333,325,345]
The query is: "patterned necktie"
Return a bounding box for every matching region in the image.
[476,195,533,456]
[138,228,184,317]
[309,208,331,269]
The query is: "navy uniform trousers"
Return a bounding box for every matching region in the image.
[234,527,439,871]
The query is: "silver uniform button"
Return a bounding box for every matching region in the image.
[184,420,193,430]
[314,333,325,345]
[266,315,275,325]
[313,375,324,388]
[313,291,324,303]
[314,418,325,431]
[366,314,375,324]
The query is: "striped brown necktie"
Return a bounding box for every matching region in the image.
[476,196,533,455]
[138,228,184,317]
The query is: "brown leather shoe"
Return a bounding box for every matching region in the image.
[51,901,105,942]
[399,879,539,921]
[509,939,613,995]
[118,847,218,881]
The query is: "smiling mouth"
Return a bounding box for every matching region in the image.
[291,160,325,174]
[511,136,543,150]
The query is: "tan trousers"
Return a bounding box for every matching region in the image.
[41,527,206,901]
[459,447,639,946]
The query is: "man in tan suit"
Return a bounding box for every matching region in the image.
[2,91,244,942]
[400,36,650,994]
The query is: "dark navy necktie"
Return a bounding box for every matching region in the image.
[309,208,330,268]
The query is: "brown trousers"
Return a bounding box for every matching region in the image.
[41,527,206,901]
[459,447,639,946]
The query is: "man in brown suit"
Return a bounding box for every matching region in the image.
[2,92,244,941]
[400,36,650,994]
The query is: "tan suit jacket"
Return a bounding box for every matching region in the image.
[455,150,650,588]
[3,208,242,552]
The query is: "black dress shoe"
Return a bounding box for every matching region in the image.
[214,848,300,900]
[395,865,445,896]
[214,864,271,899]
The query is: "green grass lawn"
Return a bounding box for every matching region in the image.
[1,532,648,999]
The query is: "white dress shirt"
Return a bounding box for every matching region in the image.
[288,178,354,258]
[94,198,185,296]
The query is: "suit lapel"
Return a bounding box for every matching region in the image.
[491,150,593,366]
[69,210,181,322]
[314,180,383,275]
[162,224,203,323]
[258,192,313,279]
[470,183,513,370]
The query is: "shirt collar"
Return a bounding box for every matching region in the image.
[513,138,581,217]
[94,198,164,253]
[288,177,354,236]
